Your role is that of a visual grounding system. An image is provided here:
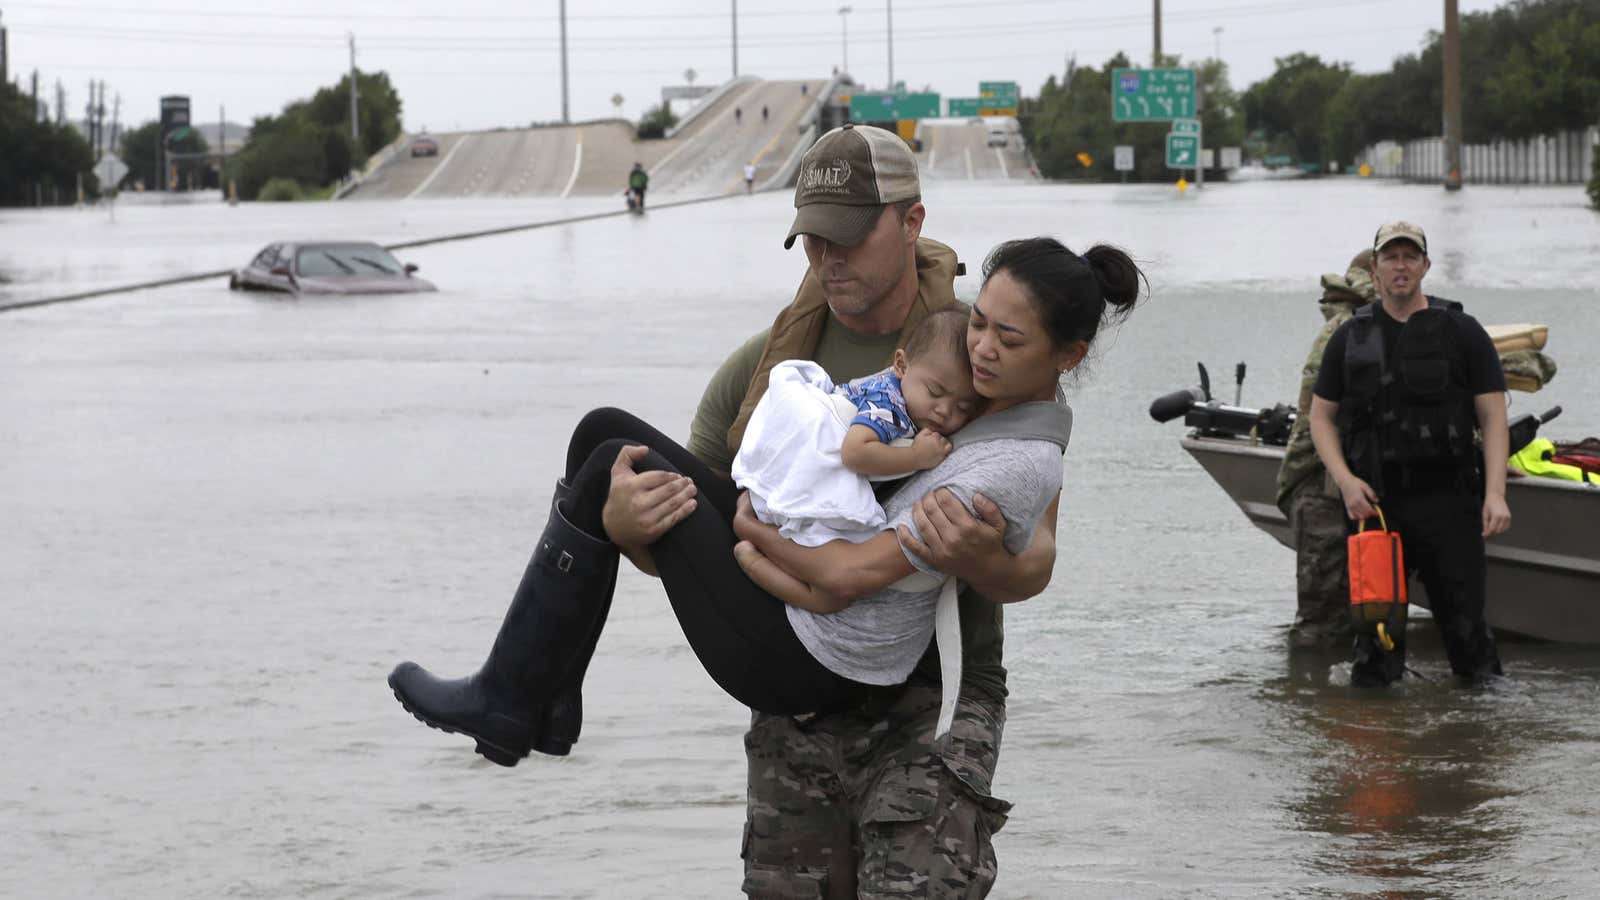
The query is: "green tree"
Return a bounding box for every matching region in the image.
[119,119,210,190]
[0,81,96,205]
[1241,53,1351,166]
[303,70,405,157]
[221,70,402,200]
[636,102,679,140]
[1019,53,1243,182]
[1588,150,1600,210]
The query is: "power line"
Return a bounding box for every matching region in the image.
[8,0,1395,52]
[1,0,1095,24]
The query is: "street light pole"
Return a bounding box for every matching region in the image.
[560,0,570,124]
[1152,0,1162,65]
[731,0,739,79]
[1213,26,1222,62]
[886,0,894,88]
[838,5,852,76]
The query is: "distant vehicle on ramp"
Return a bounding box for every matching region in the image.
[411,134,439,157]
[229,242,437,295]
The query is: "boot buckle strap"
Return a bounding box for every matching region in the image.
[557,551,574,573]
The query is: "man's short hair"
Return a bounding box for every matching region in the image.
[785,123,921,250]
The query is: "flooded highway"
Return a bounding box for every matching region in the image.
[3,179,1599,898]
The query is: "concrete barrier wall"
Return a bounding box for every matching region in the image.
[1358,127,1598,184]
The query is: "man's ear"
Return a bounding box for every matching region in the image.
[901,202,925,244]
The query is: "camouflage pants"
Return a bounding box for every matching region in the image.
[1288,485,1350,631]
[741,678,1011,899]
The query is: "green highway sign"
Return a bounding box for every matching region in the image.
[948,97,983,117]
[1171,118,1201,136]
[1112,68,1196,121]
[979,81,1018,98]
[850,92,941,121]
[1166,133,1199,168]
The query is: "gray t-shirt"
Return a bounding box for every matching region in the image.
[786,435,1063,685]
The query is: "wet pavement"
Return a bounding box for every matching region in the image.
[4,179,1599,898]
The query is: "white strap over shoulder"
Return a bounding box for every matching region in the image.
[934,578,961,740]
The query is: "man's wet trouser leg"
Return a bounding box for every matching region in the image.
[1405,489,1503,685]
[1288,486,1353,647]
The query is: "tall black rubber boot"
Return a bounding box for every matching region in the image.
[388,496,617,767]
[528,479,618,757]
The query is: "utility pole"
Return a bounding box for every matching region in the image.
[111,92,121,151]
[348,33,359,145]
[31,69,38,121]
[886,0,894,89]
[838,5,852,75]
[1152,0,1162,65]
[220,103,226,155]
[1,10,9,86]
[1442,0,1463,191]
[731,0,738,79]
[55,79,64,126]
[96,80,107,156]
[559,0,570,123]
[85,80,96,153]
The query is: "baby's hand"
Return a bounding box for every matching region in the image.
[910,429,953,469]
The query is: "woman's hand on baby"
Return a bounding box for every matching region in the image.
[897,490,1007,581]
[909,429,953,469]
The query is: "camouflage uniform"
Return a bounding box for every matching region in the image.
[1275,263,1375,644]
[742,673,1009,899]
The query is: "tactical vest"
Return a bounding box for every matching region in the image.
[1337,297,1479,484]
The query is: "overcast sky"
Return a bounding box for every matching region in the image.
[6,0,1508,137]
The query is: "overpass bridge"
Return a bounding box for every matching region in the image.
[342,77,1032,202]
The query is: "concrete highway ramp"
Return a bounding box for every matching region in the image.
[917,119,1037,182]
[343,77,828,202]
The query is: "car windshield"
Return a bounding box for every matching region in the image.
[296,245,404,277]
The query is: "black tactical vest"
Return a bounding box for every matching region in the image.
[1337,297,1479,484]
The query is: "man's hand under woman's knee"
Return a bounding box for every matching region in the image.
[601,444,698,574]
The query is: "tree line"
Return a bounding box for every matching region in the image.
[0,80,95,205]
[1024,0,1599,181]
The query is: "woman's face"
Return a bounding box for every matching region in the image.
[967,270,1086,412]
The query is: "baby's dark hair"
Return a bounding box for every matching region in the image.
[981,238,1143,356]
[900,306,972,370]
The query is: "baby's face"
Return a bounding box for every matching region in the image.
[895,349,983,435]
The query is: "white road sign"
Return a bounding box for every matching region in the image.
[95,153,129,188]
[1114,145,1134,172]
[1220,146,1242,170]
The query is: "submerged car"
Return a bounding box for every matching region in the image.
[411,134,439,157]
[228,242,437,295]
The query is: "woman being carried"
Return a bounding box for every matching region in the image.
[387,237,1143,766]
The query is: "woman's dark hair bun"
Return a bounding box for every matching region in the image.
[1082,244,1144,323]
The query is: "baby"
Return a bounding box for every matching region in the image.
[731,308,982,553]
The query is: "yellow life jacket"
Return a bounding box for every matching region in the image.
[1509,438,1595,483]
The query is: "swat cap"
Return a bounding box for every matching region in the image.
[1373,221,1428,256]
[785,123,921,250]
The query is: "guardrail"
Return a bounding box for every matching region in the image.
[333,133,409,200]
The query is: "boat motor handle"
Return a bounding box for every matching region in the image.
[1149,387,1205,423]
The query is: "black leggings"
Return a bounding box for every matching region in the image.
[560,407,871,715]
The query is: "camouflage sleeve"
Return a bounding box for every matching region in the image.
[686,329,769,473]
